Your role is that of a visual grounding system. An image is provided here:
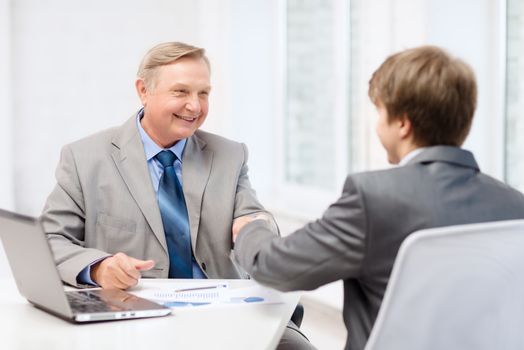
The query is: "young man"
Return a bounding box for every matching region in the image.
[232,45,524,350]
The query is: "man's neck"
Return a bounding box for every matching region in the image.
[140,116,181,149]
[398,142,420,159]
[391,139,421,165]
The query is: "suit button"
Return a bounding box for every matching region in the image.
[201,262,207,271]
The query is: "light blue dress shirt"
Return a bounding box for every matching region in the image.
[77,110,205,285]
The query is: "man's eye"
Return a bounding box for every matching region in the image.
[173,90,187,96]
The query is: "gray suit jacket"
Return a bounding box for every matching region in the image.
[234,146,524,350]
[42,115,275,287]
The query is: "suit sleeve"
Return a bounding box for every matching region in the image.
[41,145,111,287]
[234,176,367,291]
[232,143,279,235]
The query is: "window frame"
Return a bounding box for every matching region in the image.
[271,0,352,218]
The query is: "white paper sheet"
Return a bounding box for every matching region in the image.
[131,281,286,308]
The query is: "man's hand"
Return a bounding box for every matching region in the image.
[232,213,270,243]
[232,216,254,242]
[91,252,155,290]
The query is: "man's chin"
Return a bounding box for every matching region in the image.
[169,125,199,140]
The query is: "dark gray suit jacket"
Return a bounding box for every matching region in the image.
[234,146,524,350]
[42,115,276,287]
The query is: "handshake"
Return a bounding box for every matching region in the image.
[231,212,272,242]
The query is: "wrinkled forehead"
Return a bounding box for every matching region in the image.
[148,57,211,89]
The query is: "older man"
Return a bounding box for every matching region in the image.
[42,42,312,349]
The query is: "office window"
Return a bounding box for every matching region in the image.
[506,0,524,191]
[284,0,350,192]
[277,0,427,215]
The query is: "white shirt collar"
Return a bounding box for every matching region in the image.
[398,147,427,166]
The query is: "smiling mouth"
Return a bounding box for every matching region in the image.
[173,113,198,122]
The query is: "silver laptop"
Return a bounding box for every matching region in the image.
[0,208,172,323]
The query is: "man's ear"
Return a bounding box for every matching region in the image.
[398,114,412,140]
[135,79,148,106]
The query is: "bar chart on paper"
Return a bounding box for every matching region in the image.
[131,281,286,308]
[152,283,229,307]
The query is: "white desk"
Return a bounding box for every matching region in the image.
[0,278,300,350]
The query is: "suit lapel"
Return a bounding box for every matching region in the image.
[110,116,168,253]
[183,132,213,248]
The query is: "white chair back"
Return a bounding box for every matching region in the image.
[365,220,524,350]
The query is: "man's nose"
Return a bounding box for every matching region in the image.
[185,94,201,114]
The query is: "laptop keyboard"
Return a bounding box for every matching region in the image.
[67,290,125,313]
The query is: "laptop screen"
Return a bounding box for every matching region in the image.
[0,209,74,317]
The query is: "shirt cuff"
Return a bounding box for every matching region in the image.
[76,257,109,286]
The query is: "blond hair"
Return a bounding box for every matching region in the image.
[137,42,210,88]
[369,46,477,146]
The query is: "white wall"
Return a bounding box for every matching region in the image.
[8,0,228,216]
[0,0,14,211]
[0,0,14,278]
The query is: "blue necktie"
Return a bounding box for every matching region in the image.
[155,150,193,278]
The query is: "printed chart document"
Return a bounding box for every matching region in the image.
[131,281,287,308]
